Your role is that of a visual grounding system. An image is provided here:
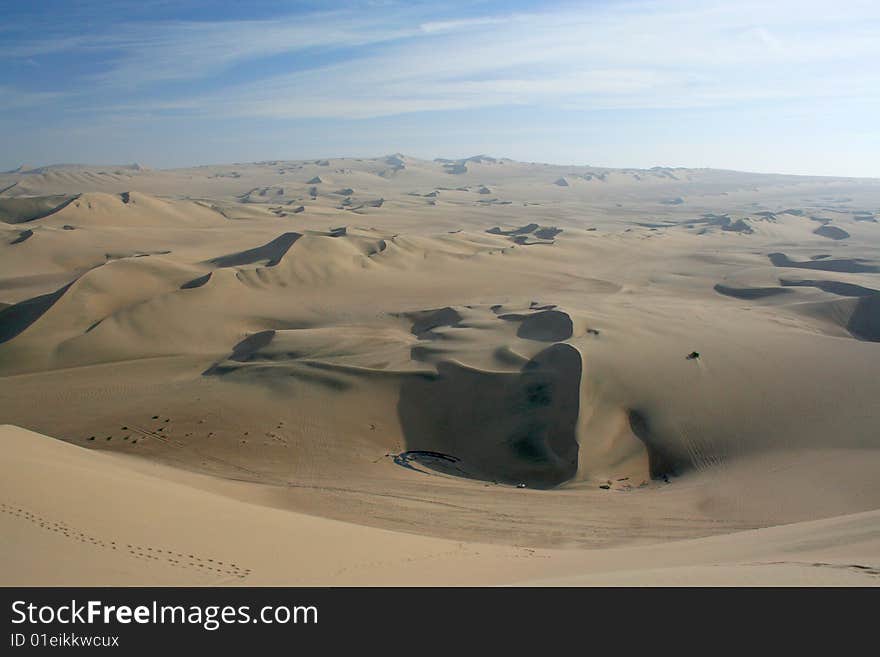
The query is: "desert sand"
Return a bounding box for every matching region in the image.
[1,155,879,585]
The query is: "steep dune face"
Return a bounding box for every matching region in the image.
[4,423,879,586]
[397,343,581,488]
[0,191,228,231]
[500,309,574,341]
[713,284,793,300]
[208,232,301,268]
[0,194,79,224]
[768,252,879,273]
[201,307,584,487]
[0,279,76,344]
[849,294,880,341]
[43,191,228,228]
[1,157,880,584]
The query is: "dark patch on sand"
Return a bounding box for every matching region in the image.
[780,279,877,298]
[813,225,850,240]
[229,330,277,362]
[0,279,76,344]
[180,272,212,290]
[10,229,33,244]
[202,330,277,375]
[487,223,539,236]
[0,194,79,224]
[848,295,880,342]
[208,232,301,268]
[713,284,792,300]
[397,343,581,488]
[627,410,686,479]
[778,279,880,341]
[768,253,879,273]
[406,307,463,339]
[487,223,560,243]
[500,310,574,342]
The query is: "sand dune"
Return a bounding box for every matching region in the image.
[714,284,793,300]
[9,229,33,245]
[0,194,79,223]
[848,294,880,341]
[208,232,301,268]
[1,156,879,585]
[814,224,851,240]
[769,252,879,273]
[0,279,75,344]
[2,424,879,586]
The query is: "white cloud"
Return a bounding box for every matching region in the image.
[4,0,880,119]
[141,0,873,120]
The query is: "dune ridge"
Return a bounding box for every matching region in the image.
[1,156,879,584]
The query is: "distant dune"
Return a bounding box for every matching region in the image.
[1,155,879,585]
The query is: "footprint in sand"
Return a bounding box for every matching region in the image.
[0,502,251,579]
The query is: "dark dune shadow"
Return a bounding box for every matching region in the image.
[493,345,530,366]
[626,410,689,479]
[0,279,75,344]
[511,235,555,245]
[848,295,880,342]
[768,252,879,273]
[689,214,753,233]
[397,343,581,488]
[0,194,79,224]
[202,330,277,376]
[228,330,276,361]
[366,239,386,256]
[487,223,539,236]
[208,232,301,268]
[779,279,877,298]
[636,222,676,229]
[499,310,573,341]
[722,219,753,234]
[813,225,850,240]
[204,361,353,391]
[10,229,33,244]
[180,272,212,289]
[405,307,463,338]
[393,451,466,477]
[533,227,562,239]
[777,279,880,341]
[713,283,792,300]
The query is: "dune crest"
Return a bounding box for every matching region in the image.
[1,156,879,584]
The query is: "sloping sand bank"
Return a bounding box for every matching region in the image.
[1,425,878,586]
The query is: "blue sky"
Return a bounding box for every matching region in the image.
[2,0,879,176]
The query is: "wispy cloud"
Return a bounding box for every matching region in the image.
[2,0,880,174]
[0,86,65,111]
[146,0,880,119]
[4,0,880,118]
